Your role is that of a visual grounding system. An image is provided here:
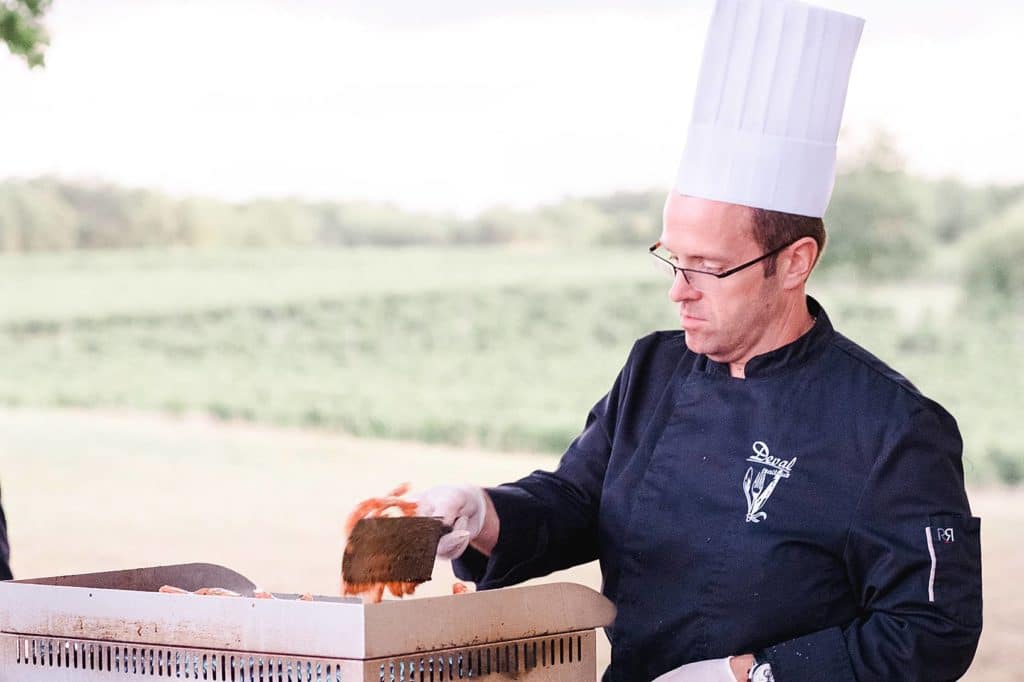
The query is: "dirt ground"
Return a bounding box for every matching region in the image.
[0,407,1018,680]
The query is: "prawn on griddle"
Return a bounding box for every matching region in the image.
[341,482,422,602]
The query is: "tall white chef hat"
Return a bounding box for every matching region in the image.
[675,0,865,218]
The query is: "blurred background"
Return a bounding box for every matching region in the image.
[0,0,1021,679]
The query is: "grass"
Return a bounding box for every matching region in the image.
[0,246,1020,481]
[0,246,645,323]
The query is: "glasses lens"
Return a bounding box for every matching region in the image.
[650,255,677,278]
[649,248,722,293]
[684,270,718,293]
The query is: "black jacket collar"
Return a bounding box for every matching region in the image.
[700,295,834,379]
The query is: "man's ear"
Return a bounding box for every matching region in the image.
[781,237,819,290]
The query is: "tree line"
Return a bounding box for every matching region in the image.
[1,141,1022,301]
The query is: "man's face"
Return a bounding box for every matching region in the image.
[658,193,783,363]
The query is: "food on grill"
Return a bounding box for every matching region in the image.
[342,483,418,535]
[159,585,311,600]
[159,585,240,596]
[387,581,417,597]
[342,482,429,603]
[160,482,451,606]
[341,578,419,602]
[193,587,242,596]
[157,585,191,594]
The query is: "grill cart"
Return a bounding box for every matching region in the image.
[0,563,615,681]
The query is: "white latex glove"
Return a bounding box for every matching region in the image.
[651,657,738,682]
[415,484,488,560]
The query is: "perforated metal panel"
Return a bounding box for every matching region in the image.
[0,631,598,681]
[1,635,358,681]
[373,632,596,681]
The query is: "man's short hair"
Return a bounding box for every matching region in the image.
[750,207,826,276]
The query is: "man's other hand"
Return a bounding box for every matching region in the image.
[651,654,754,681]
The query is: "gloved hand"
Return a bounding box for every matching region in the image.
[651,657,739,681]
[415,484,488,560]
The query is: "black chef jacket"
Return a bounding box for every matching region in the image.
[0,483,11,581]
[455,297,982,681]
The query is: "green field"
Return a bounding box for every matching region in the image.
[1,246,1021,481]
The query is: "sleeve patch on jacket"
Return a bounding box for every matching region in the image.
[926,514,983,626]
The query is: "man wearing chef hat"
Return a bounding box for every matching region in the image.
[418,0,983,679]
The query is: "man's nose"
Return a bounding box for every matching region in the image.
[668,272,700,303]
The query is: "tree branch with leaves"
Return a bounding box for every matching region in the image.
[1,0,51,68]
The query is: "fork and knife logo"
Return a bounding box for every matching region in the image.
[742,441,797,524]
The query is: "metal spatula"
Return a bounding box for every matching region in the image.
[342,517,451,585]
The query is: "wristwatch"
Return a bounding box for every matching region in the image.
[747,655,773,682]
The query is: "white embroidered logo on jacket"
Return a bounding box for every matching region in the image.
[742,441,797,523]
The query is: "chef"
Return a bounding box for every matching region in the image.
[417,0,983,679]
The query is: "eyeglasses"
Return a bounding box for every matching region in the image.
[648,239,795,293]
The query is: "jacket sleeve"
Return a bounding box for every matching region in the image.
[761,403,983,681]
[0,483,12,580]
[453,342,635,589]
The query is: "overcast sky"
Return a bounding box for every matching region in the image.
[1,0,1021,215]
